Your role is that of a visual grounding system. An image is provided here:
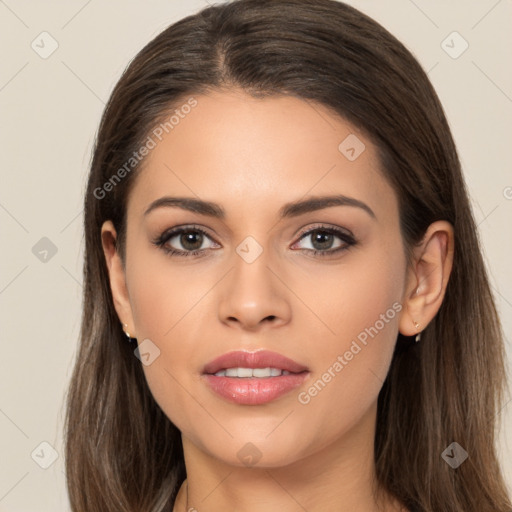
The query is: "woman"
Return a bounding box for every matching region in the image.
[64,0,512,510]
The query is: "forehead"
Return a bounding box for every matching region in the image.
[127,89,397,222]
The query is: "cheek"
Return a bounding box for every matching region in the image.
[294,243,405,441]
[293,233,405,356]
[127,240,217,343]
[125,251,219,430]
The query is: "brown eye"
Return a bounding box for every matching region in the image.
[153,225,219,257]
[175,230,205,251]
[293,225,356,257]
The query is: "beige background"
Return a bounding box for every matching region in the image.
[1,0,511,510]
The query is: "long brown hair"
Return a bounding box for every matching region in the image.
[64,1,512,510]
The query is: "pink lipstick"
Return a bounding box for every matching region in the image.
[202,350,310,405]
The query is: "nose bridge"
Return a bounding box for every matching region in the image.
[217,232,291,328]
[231,233,277,302]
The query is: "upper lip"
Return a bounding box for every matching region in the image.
[203,350,309,375]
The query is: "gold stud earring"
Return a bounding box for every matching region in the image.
[123,323,134,340]
[413,320,421,343]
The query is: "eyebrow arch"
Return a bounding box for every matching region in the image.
[143,194,376,220]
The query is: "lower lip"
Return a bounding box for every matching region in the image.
[202,372,309,405]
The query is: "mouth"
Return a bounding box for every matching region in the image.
[208,367,300,377]
[203,349,309,375]
[202,350,310,405]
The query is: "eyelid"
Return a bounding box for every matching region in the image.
[294,222,355,241]
[154,224,219,248]
[157,223,215,240]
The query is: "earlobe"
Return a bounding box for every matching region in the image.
[101,220,136,337]
[399,220,454,338]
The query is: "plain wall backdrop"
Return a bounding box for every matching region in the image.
[1,0,511,510]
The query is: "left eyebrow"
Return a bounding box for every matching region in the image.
[279,194,376,220]
[143,194,376,220]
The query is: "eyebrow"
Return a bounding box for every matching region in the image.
[143,194,376,220]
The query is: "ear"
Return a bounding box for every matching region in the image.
[399,220,454,337]
[101,220,136,338]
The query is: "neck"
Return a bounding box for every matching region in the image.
[173,402,405,512]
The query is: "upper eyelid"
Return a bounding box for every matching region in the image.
[295,223,354,239]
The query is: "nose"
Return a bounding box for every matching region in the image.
[217,248,292,331]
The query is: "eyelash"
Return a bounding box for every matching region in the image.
[152,224,357,259]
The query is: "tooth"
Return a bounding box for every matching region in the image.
[212,367,289,378]
[237,367,253,378]
[253,367,273,377]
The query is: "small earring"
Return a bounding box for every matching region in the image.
[123,323,136,341]
[413,320,421,342]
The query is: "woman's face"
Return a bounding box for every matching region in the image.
[105,89,411,468]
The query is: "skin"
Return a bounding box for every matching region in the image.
[101,89,454,512]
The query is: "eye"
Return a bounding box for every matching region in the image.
[152,225,219,257]
[152,223,357,259]
[291,224,356,257]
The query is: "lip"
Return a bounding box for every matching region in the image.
[202,349,309,375]
[203,373,309,405]
[202,350,310,405]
